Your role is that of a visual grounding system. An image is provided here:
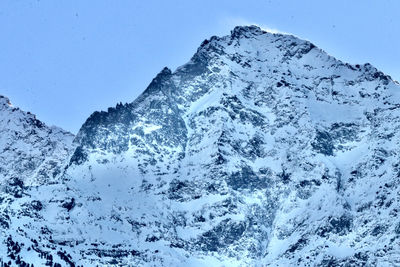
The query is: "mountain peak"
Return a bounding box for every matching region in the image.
[0,95,12,107]
[160,66,172,75]
[230,25,265,38]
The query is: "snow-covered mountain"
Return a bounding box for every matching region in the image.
[2,25,400,266]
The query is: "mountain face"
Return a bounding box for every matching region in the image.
[1,25,400,266]
[0,96,75,265]
[0,95,75,186]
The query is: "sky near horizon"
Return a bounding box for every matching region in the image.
[0,0,399,133]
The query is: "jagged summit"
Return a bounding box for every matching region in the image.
[76,24,395,152]
[1,26,400,266]
[231,24,266,37]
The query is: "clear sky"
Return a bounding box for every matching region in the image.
[0,0,399,133]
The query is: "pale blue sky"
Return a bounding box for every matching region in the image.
[1,0,399,133]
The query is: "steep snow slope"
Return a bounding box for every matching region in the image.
[2,25,400,266]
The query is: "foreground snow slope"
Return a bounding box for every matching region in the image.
[1,25,400,266]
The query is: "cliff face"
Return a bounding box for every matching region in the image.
[1,26,400,266]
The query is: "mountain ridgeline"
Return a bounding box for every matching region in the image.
[1,25,400,266]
